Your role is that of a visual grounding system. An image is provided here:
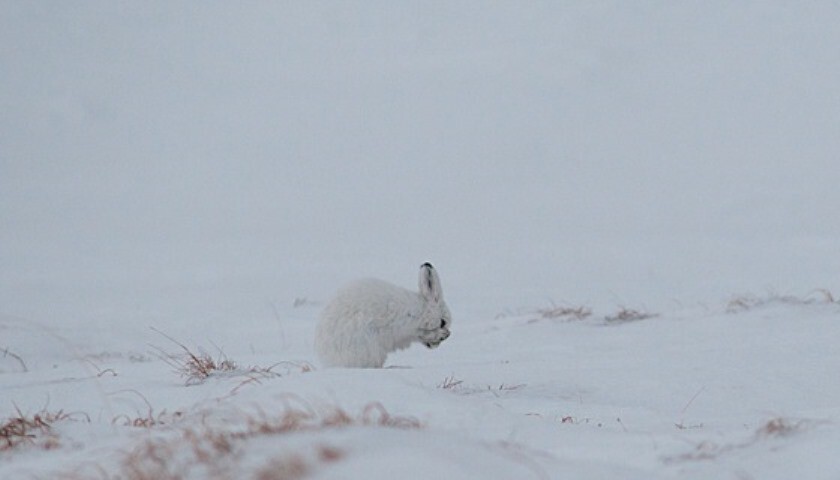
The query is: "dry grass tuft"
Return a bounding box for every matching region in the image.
[240,400,421,435]
[1,406,88,452]
[110,389,185,428]
[726,289,836,313]
[117,400,414,479]
[438,375,464,390]
[230,361,315,395]
[358,402,422,429]
[754,417,807,438]
[439,377,527,397]
[178,351,236,383]
[535,304,593,322]
[150,328,293,386]
[114,409,184,429]
[664,416,816,464]
[150,328,238,385]
[487,383,526,397]
[1,411,53,451]
[605,307,658,324]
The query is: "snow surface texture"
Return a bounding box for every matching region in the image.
[3,298,840,479]
[315,263,452,368]
[2,1,840,478]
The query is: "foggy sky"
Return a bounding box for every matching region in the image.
[3,2,839,324]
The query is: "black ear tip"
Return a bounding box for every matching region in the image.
[422,262,434,269]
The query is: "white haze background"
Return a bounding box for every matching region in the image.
[2,3,840,478]
[3,2,838,326]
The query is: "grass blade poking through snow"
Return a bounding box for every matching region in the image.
[1,347,28,373]
[149,327,311,386]
[150,327,239,385]
[1,406,89,452]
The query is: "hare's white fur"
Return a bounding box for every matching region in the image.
[315,263,451,368]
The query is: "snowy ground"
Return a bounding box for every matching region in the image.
[3,293,840,479]
[3,1,840,478]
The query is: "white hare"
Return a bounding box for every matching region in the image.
[315,263,452,368]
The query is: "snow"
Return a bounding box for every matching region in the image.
[2,1,840,478]
[3,300,840,479]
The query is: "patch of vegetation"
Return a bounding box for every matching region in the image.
[726,289,836,313]
[116,400,419,480]
[534,304,593,322]
[149,328,297,386]
[1,406,88,452]
[604,307,658,324]
[664,416,818,464]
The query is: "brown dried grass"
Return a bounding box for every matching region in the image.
[536,304,593,321]
[664,416,816,464]
[150,328,291,386]
[604,307,658,324]
[726,289,837,313]
[117,400,418,479]
[437,375,464,390]
[1,406,88,452]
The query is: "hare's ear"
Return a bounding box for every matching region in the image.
[419,262,443,303]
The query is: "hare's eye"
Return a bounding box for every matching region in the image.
[440,319,447,328]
